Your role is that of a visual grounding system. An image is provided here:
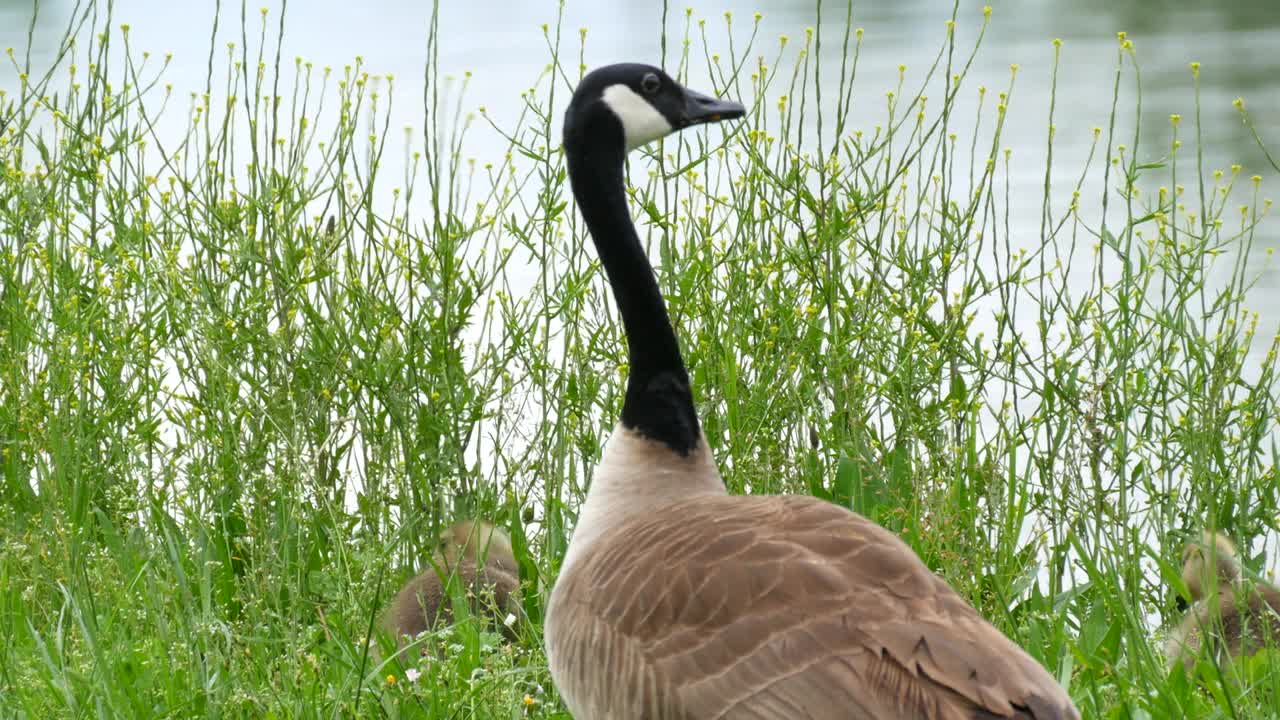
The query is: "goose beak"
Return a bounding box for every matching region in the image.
[679,86,745,127]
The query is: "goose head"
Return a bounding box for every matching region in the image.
[437,519,518,576]
[563,63,745,154]
[1181,530,1240,604]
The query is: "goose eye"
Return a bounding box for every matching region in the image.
[641,73,661,95]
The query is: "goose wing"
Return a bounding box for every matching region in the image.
[550,493,1077,720]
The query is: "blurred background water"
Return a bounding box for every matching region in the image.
[4,1,1277,253]
[4,0,1278,302]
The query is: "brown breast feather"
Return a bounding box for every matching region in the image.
[382,562,522,647]
[1175,582,1280,667]
[553,494,1078,719]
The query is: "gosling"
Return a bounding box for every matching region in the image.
[381,519,523,653]
[1165,530,1280,670]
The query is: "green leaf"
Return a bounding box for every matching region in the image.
[833,455,858,509]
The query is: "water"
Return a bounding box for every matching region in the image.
[5,1,1278,169]
[3,1,1279,593]
[5,1,1278,242]
[5,0,1278,294]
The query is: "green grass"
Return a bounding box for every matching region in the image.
[2,0,1280,717]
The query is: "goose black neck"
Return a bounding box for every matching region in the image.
[565,136,700,456]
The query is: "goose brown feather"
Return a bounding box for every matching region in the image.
[1166,531,1280,669]
[547,491,1077,719]
[381,520,522,651]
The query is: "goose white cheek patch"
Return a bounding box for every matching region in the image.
[602,84,673,150]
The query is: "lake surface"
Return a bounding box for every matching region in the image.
[5,1,1278,242]
[5,0,1278,296]
[5,1,1278,179]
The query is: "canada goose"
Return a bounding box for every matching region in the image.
[381,519,522,653]
[543,62,1080,720]
[1165,530,1280,670]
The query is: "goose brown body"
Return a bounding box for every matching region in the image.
[382,519,521,649]
[1165,531,1280,669]
[545,432,1077,720]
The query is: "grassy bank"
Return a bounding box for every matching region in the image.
[2,0,1280,717]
